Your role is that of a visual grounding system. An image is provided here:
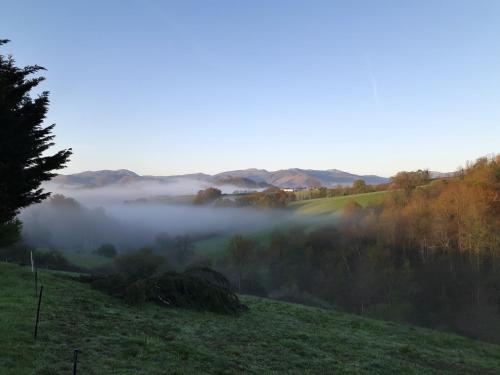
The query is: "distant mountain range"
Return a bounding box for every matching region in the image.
[215,168,389,188]
[52,168,390,189]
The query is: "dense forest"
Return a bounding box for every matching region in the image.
[216,156,500,342]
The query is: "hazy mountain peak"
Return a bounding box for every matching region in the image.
[54,168,389,189]
[71,169,139,177]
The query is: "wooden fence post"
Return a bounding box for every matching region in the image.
[34,285,43,340]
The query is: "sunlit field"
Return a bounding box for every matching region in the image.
[289,191,388,215]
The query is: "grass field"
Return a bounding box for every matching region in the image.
[194,192,388,256]
[2,261,500,374]
[288,191,388,216]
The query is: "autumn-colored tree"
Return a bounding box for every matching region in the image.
[390,170,430,196]
[193,187,222,205]
[352,179,367,194]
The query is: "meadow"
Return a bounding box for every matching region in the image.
[288,191,388,216]
[193,191,388,256]
[2,261,500,374]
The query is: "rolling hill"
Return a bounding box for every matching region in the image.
[2,262,500,374]
[289,191,389,215]
[51,168,390,190]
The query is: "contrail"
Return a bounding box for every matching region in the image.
[366,55,380,106]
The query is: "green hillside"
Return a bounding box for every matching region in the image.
[2,262,500,374]
[289,191,388,216]
[194,192,389,255]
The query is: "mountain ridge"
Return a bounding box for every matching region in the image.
[53,168,392,189]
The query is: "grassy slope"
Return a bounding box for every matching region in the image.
[194,192,388,255]
[2,262,500,374]
[288,191,388,216]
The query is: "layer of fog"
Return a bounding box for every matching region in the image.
[19,180,296,252]
[43,178,263,206]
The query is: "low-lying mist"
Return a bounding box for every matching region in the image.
[19,180,293,251]
[42,178,263,206]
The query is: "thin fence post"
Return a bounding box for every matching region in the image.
[73,349,81,375]
[34,285,43,340]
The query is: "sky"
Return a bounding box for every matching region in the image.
[1,0,499,177]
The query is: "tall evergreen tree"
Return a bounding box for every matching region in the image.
[0,39,72,245]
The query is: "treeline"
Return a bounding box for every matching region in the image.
[294,179,389,200]
[217,156,500,342]
[193,187,296,208]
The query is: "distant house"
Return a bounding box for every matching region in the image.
[282,187,307,192]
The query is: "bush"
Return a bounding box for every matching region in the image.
[153,269,244,314]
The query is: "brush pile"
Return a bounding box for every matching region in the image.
[82,266,247,314]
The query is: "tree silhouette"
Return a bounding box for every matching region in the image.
[0,39,72,245]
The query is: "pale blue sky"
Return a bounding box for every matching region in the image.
[1,0,499,176]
